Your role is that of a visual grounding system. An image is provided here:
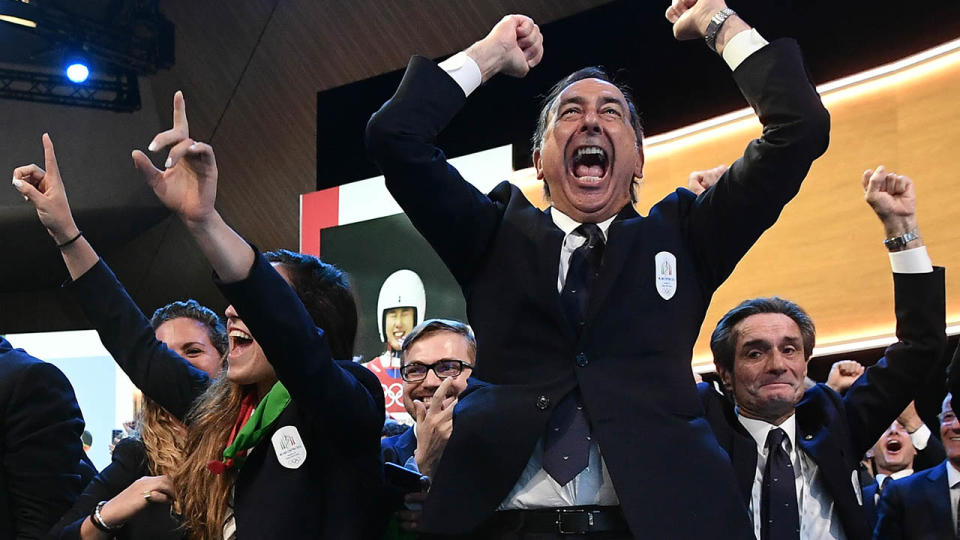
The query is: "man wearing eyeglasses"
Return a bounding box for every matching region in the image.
[382,319,477,478]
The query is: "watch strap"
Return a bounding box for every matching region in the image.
[705,8,736,53]
[883,229,920,251]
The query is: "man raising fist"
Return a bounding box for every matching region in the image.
[366,1,829,537]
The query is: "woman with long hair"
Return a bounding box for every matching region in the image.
[14,95,385,539]
[49,301,228,539]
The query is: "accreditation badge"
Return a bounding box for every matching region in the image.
[272,425,307,469]
[654,251,677,300]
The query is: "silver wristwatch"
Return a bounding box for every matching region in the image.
[705,8,736,53]
[883,229,920,251]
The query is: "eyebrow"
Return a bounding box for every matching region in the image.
[739,336,802,351]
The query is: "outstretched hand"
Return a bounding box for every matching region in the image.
[862,166,918,238]
[131,91,219,226]
[11,134,80,245]
[466,15,543,82]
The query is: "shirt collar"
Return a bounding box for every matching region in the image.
[876,468,914,486]
[947,461,960,488]
[737,411,797,454]
[550,206,616,240]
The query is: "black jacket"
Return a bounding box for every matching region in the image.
[68,255,385,538]
[366,38,830,537]
[0,338,86,539]
[699,269,947,540]
[50,437,182,540]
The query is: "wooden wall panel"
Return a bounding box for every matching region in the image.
[515,48,960,369]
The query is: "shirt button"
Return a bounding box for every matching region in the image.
[536,395,550,410]
[576,352,588,367]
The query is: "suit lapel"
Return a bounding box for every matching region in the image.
[585,204,640,324]
[541,207,578,341]
[729,419,759,503]
[927,462,953,535]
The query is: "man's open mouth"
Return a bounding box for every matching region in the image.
[885,439,903,453]
[571,145,608,182]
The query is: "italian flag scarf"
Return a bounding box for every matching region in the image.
[207,381,291,474]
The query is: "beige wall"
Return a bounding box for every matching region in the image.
[514,44,960,369]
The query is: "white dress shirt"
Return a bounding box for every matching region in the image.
[738,414,847,540]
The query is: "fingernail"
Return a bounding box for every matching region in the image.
[12,178,22,189]
[148,142,158,152]
[23,196,28,202]
[164,158,172,168]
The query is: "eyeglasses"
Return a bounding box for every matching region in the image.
[400,359,474,382]
[940,411,957,424]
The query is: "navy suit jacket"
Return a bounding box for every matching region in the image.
[367,39,829,537]
[699,270,947,540]
[67,255,385,539]
[0,339,86,539]
[875,461,955,539]
[862,434,947,531]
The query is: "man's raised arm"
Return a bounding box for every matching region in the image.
[365,16,542,284]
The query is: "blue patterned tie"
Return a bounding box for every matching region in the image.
[761,428,800,540]
[544,224,604,486]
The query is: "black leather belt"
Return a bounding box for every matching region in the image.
[486,505,628,535]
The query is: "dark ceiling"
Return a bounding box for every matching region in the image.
[1,0,959,334]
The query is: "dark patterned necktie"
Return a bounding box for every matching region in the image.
[761,428,800,540]
[544,224,604,486]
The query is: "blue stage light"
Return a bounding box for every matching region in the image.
[66,63,89,83]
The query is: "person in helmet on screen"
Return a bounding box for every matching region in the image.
[366,269,425,423]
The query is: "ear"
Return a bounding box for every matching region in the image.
[533,148,544,180]
[634,144,645,180]
[715,361,733,392]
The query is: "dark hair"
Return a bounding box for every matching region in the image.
[150,299,229,357]
[265,249,358,360]
[532,66,644,203]
[400,318,477,364]
[710,297,816,372]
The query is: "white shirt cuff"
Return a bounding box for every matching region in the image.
[439,52,482,98]
[910,423,931,450]
[889,246,933,274]
[722,28,769,71]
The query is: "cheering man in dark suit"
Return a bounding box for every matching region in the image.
[366,0,829,536]
[875,393,960,539]
[0,338,87,539]
[699,167,945,539]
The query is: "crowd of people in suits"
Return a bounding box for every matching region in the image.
[1,0,956,538]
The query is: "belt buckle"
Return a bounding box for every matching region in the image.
[556,508,594,535]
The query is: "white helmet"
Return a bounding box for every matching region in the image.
[377,269,426,343]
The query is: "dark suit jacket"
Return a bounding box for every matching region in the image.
[67,255,385,539]
[49,437,182,540]
[0,338,86,539]
[699,270,947,540]
[382,427,417,468]
[366,39,830,537]
[863,434,947,530]
[875,461,956,540]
